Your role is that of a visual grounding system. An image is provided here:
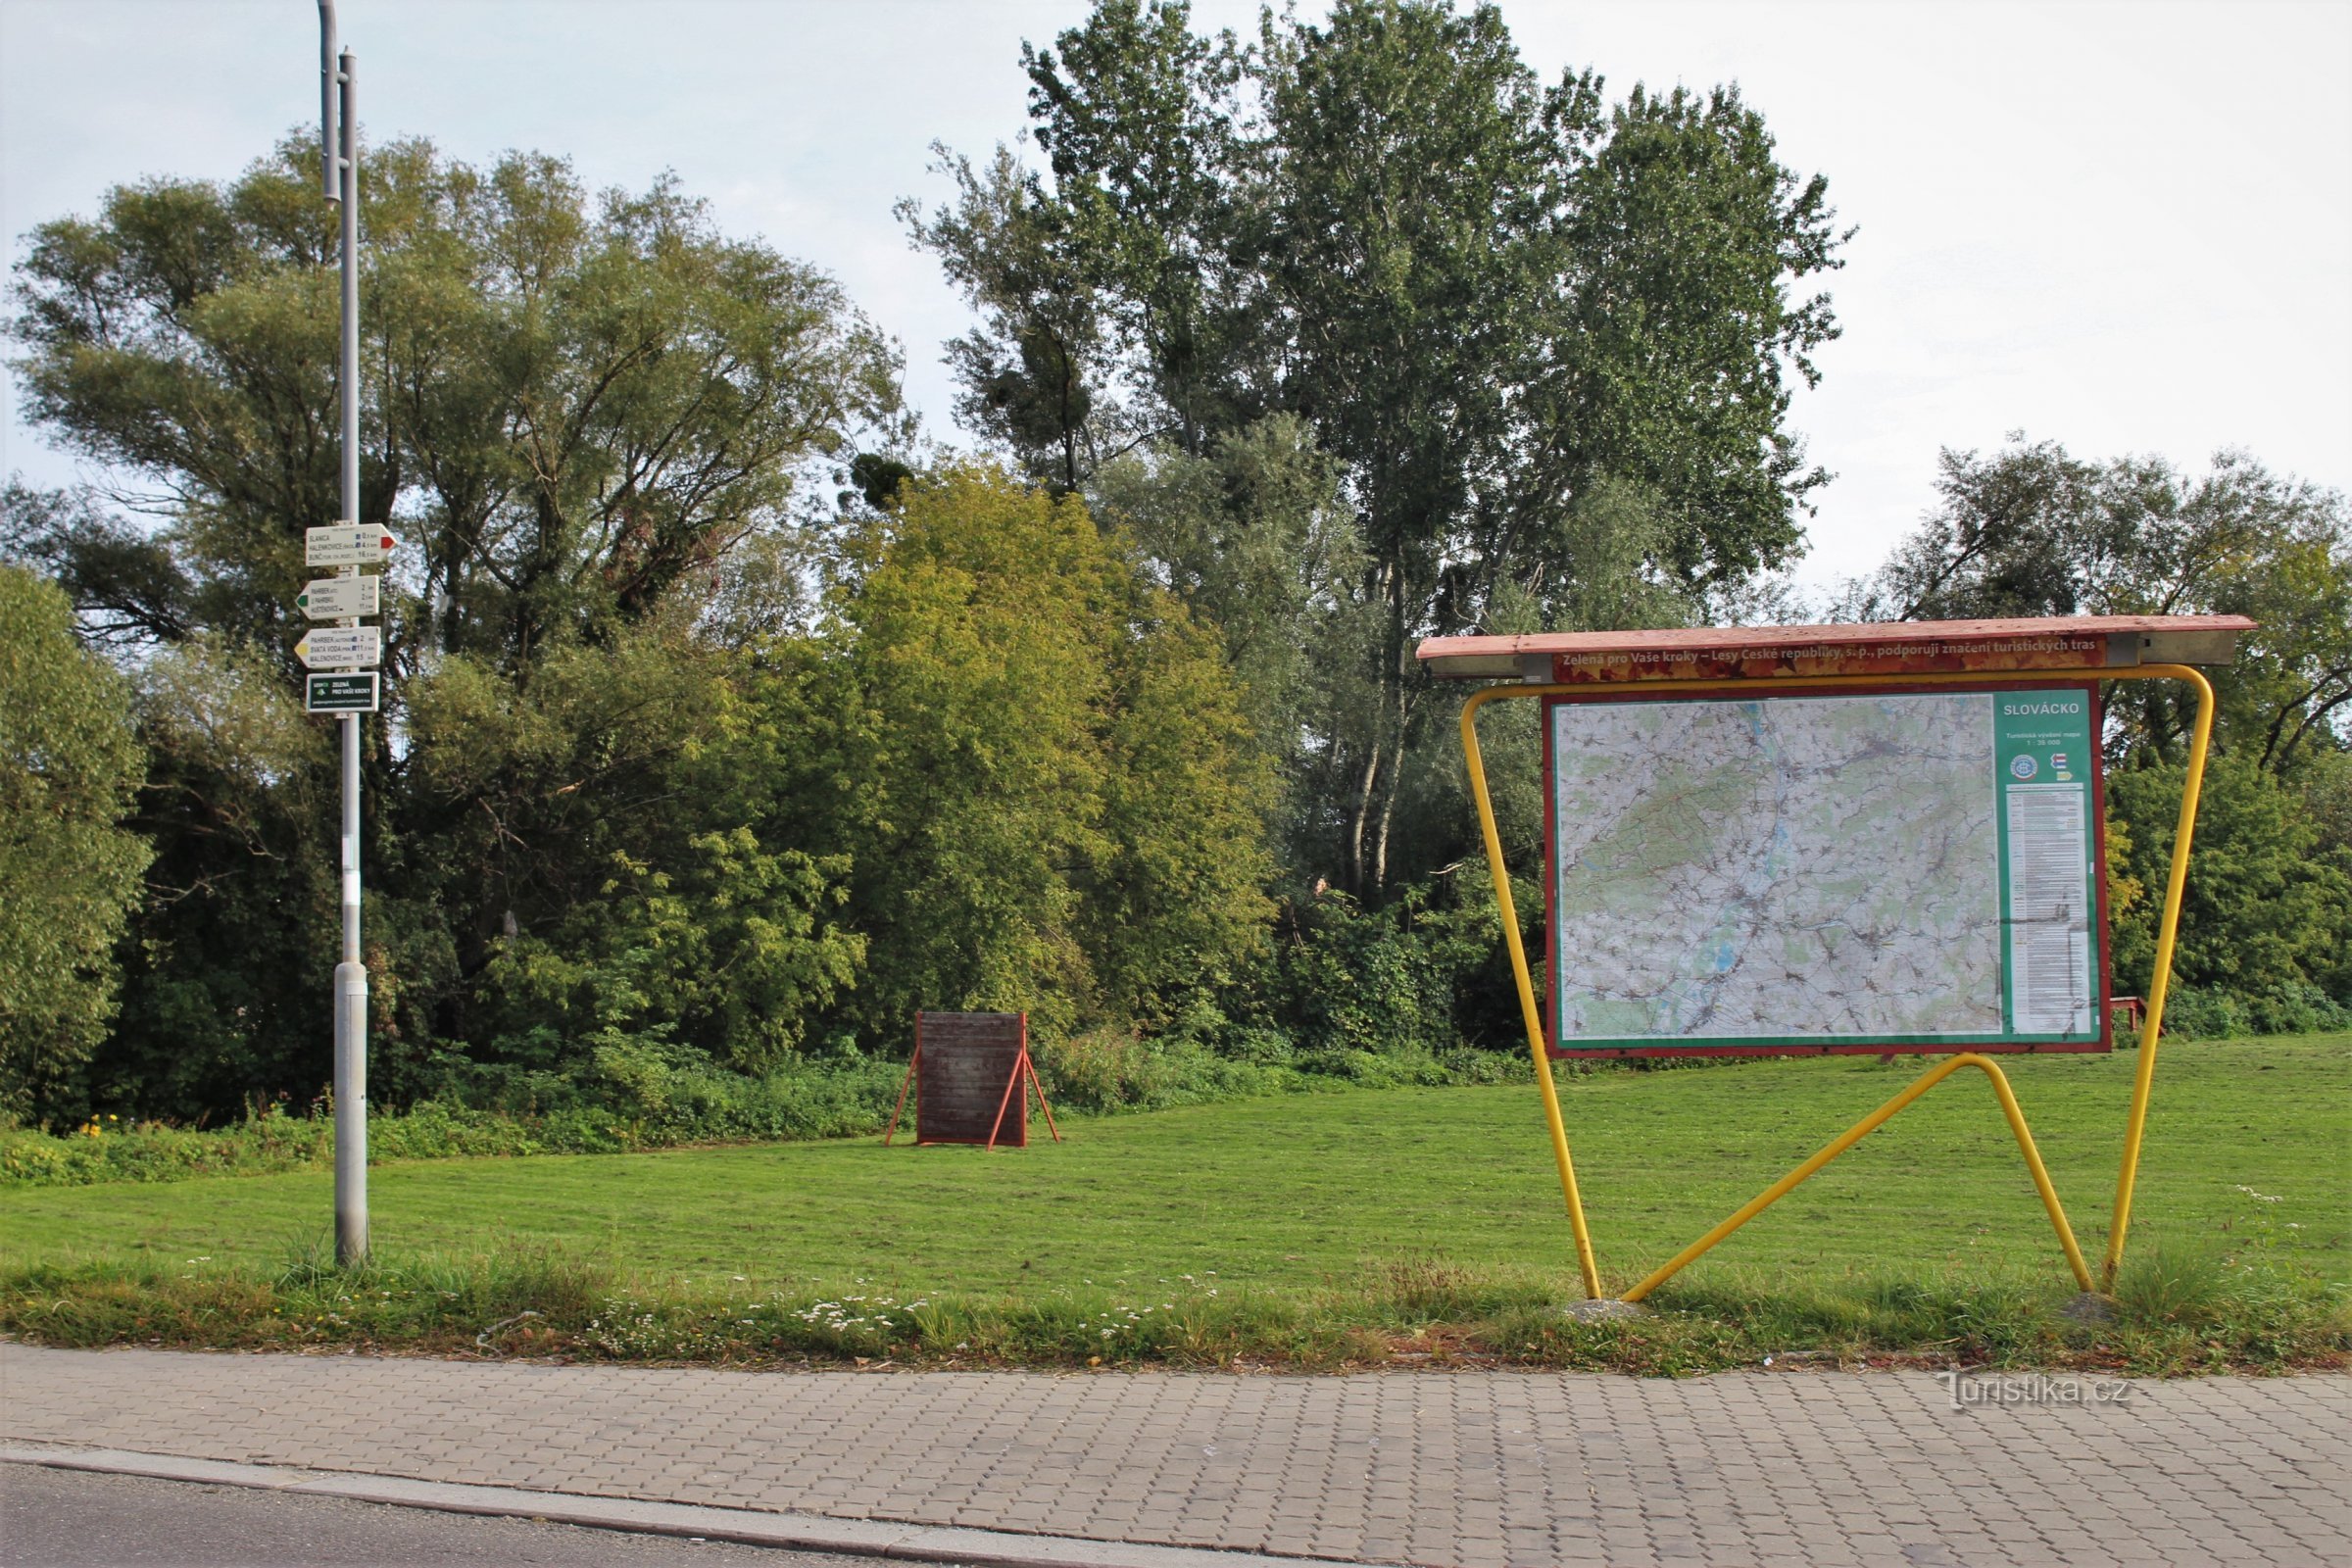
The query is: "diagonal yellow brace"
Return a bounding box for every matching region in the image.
[1461,685,1603,1299]
[2104,664,2216,1287]
[1619,1052,2094,1302]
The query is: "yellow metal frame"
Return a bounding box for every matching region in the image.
[1459,663,2215,1301]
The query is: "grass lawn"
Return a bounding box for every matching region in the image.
[5,1035,2343,1298]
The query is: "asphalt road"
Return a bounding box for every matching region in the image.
[0,1465,897,1568]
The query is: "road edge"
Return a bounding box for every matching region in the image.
[0,1445,1318,1568]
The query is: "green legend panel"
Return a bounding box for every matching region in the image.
[305,672,379,713]
[1992,689,2101,1040]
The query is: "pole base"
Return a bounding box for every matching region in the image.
[1559,1298,1648,1321]
[333,958,368,1266]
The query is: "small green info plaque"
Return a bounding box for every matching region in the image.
[1544,684,2105,1056]
[305,672,379,713]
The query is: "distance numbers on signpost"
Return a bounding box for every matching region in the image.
[297,575,379,618]
[297,522,391,712]
[304,524,396,567]
[294,626,380,668]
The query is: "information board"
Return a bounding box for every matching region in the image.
[1544,684,2107,1056]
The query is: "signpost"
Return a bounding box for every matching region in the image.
[294,627,381,668]
[1420,613,2251,1304]
[297,576,379,619]
[318,2,369,1265]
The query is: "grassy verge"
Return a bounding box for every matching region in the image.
[3,1034,2343,1373]
[6,1037,2342,1286]
[2,1241,2340,1378]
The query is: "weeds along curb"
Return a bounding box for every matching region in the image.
[2,1248,2344,1377]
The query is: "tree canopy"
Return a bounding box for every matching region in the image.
[0,567,152,1116]
[907,0,1846,893]
[1846,437,2352,1017]
[10,137,904,667]
[5,4,2344,1128]
[1844,440,2352,773]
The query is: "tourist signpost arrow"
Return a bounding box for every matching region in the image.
[295,626,381,668]
[297,575,379,619]
[305,523,396,567]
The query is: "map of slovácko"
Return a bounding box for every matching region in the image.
[1550,692,2011,1044]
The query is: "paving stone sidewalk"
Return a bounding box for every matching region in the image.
[2,1345,2344,1567]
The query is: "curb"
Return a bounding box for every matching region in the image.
[0,1445,1318,1568]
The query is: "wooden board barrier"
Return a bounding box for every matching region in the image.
[883,1011,1060,1150]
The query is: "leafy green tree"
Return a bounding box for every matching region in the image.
[9,139,903,667]
[0,567,152,1118]
[4,138,904,1111]
[910,0,1845,894]
[1090,566,1279,1019]
[806,465,1274,1042]
[1090,416,1372,856]
[2109,753,2352,1009]
[1843,441,2352,773]
[1023,0,1253,458]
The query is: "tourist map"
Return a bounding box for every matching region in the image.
[1547,688,2105,1053]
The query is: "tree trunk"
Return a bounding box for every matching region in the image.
[1344,738,1383,897]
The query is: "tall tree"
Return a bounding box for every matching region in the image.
[5,138,904,1112]
[0,567,152,1119]
[909,0,1846,893]
[10,138,904,671]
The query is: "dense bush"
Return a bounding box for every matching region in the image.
[0,1051,911,1188]
[2145,985,2352,1042]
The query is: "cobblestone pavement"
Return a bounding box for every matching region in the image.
[3,1345,2345,1567]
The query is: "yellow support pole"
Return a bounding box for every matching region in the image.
[1461,686,1604,1299]
[1619,1052,2094,1302]
[2103,664,2216,1288]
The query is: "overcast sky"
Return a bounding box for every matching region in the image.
[3,0,2346,590]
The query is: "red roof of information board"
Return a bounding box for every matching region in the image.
[1415,614,2254,684]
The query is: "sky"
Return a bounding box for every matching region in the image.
[2,0,2346,592]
